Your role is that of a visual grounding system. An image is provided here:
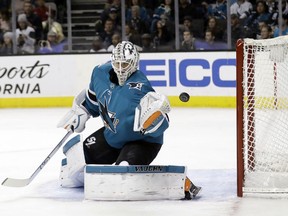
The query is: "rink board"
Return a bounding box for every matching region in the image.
[0,51,236,108]
[84,165,187,201]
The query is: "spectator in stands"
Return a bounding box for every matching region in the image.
[89,35,107,52]
[16,13,35,54]
[180,30,195,51]
[180,16,204,39]
[230,0,253,20]
[149,1,175,34]
[273,14,288,37]
[123,23,141,47]
[107,33,121,52]
[97,18,118,49]
[152,3,166,19]
[206,16,225,41]
[179,0,204,23]
[0,9,11,42]
[160,13,174,36]
[223,14,245,48]
[203,0,227,20]
[101,0,121,24]
[23,1,43,42]
[266,0,278,25]
[0,9,11,32]
[0,31,13,55]
[95,6,121,40]
[127,5,149,35]
[150,4,165,34]
[269,0,288,27]
[194,29,227,50]
[38,30,66,53]
[259,24,272,39]
[266,0,277,14]
[106,6,121,32]
[151,19,173,51]
[161,0,174,21]
[142,0,160,18]
[42,8,64,42]
[140,33,155,52]
[126,0,149,23]
[34,0,49,22]
[244,1,272,38]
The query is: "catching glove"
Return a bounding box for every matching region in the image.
[134,91,170,134]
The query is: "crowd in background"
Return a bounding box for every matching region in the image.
[0,0,66,55]
[0,0,288,55]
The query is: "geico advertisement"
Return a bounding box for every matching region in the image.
[0,52,236,98]
[140,52,236,96]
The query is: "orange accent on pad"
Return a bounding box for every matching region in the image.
[143,111,162,129]
[185,177,192,192]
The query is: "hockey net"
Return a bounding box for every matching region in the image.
[237,36,288,197]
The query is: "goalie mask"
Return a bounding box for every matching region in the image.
[111,41,139,86]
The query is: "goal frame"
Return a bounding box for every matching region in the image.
[237,39,258,197]
[236,39,245,197]
[236,37,285,197]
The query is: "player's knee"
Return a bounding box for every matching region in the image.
[118,161,129,166]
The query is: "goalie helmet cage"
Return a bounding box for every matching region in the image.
[237,36,288,197]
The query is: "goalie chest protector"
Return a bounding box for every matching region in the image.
[84,165,186,201]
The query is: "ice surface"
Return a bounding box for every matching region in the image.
[0,108,288,216]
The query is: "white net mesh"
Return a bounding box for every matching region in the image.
[242,36,288,194]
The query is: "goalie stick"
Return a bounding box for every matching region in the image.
[1,127,74,187]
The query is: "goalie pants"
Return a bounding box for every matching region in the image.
[83,127,162,165]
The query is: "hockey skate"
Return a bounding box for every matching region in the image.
[184,178,202,200]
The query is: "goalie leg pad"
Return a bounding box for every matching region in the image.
[84,165,187,201]
[60,158,84,187]
[60,135,86,187]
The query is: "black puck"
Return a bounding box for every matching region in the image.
[179,92,190,102]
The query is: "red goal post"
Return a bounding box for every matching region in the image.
[237,36,288,197]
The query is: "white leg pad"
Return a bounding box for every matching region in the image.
[60,135,86,187]
[84,165,187,200]
[60,159,85,187]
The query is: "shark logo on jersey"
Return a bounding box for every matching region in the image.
[127,82,143,91]
[99,98,119,133]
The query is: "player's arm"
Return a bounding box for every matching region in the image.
[57,66,101,133]
[133,91,170,136]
